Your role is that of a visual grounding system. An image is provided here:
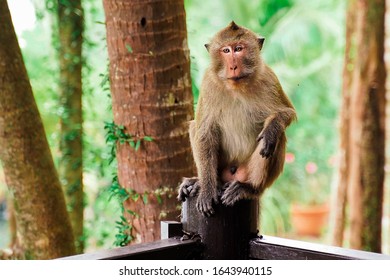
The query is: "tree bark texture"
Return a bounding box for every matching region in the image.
[57,0,84,253]
[0,1,76,259]
[103,0,194,243]
[332,0,356,247]
[335,0,386,253]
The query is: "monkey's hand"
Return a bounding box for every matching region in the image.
[256,128,278,158]
[177,177,200,202]
[196,187,219,217]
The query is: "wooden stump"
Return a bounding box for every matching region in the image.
[181,196,259,259]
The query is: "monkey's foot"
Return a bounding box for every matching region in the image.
[221,181,259,206]
[196,191,217,217]
[177,177,200,202]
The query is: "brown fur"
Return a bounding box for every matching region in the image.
[178,22,297,216]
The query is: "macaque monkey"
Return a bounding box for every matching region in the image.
[178,21,296,216]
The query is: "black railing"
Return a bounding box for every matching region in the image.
[62,197,390,260]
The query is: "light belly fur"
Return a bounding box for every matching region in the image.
[219,103,259,164]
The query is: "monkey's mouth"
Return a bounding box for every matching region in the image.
[228,74,249,82]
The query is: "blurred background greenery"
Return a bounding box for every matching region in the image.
[0,0,346,250]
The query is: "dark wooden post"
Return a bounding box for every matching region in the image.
[181,196,259,259]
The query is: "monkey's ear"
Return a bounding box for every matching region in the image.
[229,21,240,31]
[258,37,265,50]
[204,44,210,52]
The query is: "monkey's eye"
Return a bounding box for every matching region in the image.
[222,48,230,53]
[234,46,243,52]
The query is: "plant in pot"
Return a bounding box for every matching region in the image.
[290,161,330,237]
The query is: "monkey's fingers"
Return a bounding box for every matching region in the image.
[196,194,216,217]
[187,182,200,197]
[177,186,193,202]
[177,188,188,202]
[260,148,271,158]
[257,134,272,157]
[177,177,199,202]
[197,202,215,217]
[260,140,276,158]
[221,181,243,206]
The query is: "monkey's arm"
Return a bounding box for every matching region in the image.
[257,107,296,158]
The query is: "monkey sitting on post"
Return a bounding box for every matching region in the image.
[178,21,297,217]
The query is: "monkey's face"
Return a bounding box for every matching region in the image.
[218,43,253,82]
[206,22,264,85]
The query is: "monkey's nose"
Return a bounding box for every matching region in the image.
[230,66,238,70]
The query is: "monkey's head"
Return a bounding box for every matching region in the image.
[205,21,265,85]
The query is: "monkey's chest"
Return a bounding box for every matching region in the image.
[219,108,260,163]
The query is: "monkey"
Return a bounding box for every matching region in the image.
[178,21,297,217]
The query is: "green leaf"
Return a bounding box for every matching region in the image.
[142,193,148,204]
[105,134,118,143]
[156,194,162,204]
[126,44,133,53]
[131,193,140,202]
[129,140,135,149]
[104,121,114,130]
[127,210,139,217]
[135,139,141,151]
[143,136,153,142]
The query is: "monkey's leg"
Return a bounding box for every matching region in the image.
[177,121,201,202]
[221,135,286,206]
[177,177,200,202]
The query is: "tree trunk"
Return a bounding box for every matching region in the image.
[7,195,17,248]
[334,0,386,253]
[332,0,356,247]
[57,0,84,253]
[0,1,76,259]
[103,0,194,244]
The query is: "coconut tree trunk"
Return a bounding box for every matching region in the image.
[103,0,194,243]
[332,0,356,247]
[333,0,386,253]
[0,1,75,259]
[57,0,84,253]
[7,195,17,248]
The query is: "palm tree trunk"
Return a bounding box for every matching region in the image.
[103,0,195,243]
[332,0,356,247]
[334,0,386,253]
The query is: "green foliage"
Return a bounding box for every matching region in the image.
[103,115,154,246]
[107,176,133,246]
[104,121,154,164]
[115,215,133,247]
[108,175,129,203]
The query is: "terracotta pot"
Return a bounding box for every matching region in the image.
[290,203,329,237]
